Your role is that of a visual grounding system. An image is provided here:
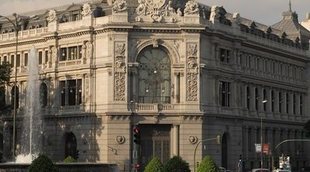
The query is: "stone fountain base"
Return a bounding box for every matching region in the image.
[0,162,118,172]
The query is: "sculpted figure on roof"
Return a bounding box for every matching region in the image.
[112,0,127,13]
[81,3,92,17]
[184,0,199,15]
[47,10,57,23]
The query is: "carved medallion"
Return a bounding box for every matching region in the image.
[146,0,166,9]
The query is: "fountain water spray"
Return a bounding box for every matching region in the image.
[15,46,42,163]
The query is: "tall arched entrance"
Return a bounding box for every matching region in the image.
[64,132,78,159]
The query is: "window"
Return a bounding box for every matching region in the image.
[279,92,282,113]
[248,128,252,152]
[255,87,259,111]
[271,90,274,112]
[246,86,250,109]
[24,53,28,66]
[3,56,7,63]
[60,79,82,106]
[16,54,20,67]
[45,50,49,63]
[60,46,83,61]
[293,94,296,114]
[10,55,14,67]
[219,48,231,63]
[300,95,303,115]
[220,81,230,107]
[263,89,267,111]
[137,47,171,103]
[40,83,48,107]
[38,51,43,64]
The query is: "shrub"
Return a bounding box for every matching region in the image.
[163,156,190,172]
[63,156,77,163]
[145,156,164,172]
[197,155,219,172]
[29,154,58,172]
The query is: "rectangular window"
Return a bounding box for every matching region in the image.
[246,86,250,109]
[263,89,267,111]
[271,90,275,112]
[293,94,296,114]
[3,56,7,63]
[10,55,14,67]
[60,48,67,61]
[300,95,303,115]
[248,128,252,152]
[24,53,28,66]
[220,81,230,107]
[68,46,77,60]
[60,79,82,106]
[255,88,259,111]
[16,54,20,67]
[219,48,231,63]
[279,92,282,113]
[45,50,49,63]
[38,51,43,64]
[286,93,289,114]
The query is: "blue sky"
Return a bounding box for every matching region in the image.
[0,0,309,25]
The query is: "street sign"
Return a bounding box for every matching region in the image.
[255,144,261,153]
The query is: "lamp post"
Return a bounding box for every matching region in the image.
[0,13,19,158]
[193,135,221,172]
[261,99,267,171]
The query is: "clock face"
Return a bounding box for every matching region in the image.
[146,0,166,9]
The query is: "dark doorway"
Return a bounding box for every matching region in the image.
[140,124,171,166]
[221,132,228,168]
[64,132,78,159]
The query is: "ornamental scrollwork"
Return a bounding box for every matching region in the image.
[184,0,199,15]
[135,0,179,23]
[186,43,198,101]
[116,136,126,144]
[114,42,127,101]
[112,0,127,13]
[188,136,198,144]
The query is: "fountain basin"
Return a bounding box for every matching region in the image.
[0,162,118,172]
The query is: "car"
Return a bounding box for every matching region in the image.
[251,169,270,172]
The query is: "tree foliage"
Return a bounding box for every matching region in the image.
[0,62,11,86]
[163,156,190,172]
[63,156,77,163]
[145,156,164,172]
[29,154,58,172]
[197,155,219,172]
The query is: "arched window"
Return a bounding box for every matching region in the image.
[40,83,48,107]
[11,86,19,108]
[64,132,78,159]
[137,46,171,103]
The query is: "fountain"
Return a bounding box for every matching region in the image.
[15,46,42,163]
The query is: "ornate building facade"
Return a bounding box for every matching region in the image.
[0,0,309,171]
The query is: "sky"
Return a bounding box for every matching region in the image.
[0,0,309,25]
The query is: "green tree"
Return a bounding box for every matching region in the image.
[0,62,11,110]
[145,156,164,172]
[197,155,219,172]
[29,154,58,172]
[63,156,77,163]
[163,156,190,172]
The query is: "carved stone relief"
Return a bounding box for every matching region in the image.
[112,0,127,13]
[135,0,179,23]
[184,0,199,16]
[47,10,57,23]
[114,42,127,101]
[186,43,198,101]
[81,3,92,17]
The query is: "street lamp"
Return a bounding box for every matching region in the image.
[261,99,268,171]
[193,135,221,172]
[0,13,19,158]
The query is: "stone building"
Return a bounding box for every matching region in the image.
[0,0,309,171]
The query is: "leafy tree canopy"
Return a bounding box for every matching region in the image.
[29,154,58,172]
[0,62,11,86]
[144,156,164,172]
[197,155,219,172]
[163,156,190,172]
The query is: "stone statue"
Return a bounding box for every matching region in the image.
[184,0,199,15]
[81,3,92,17]
[209,5,220,23]
[112,0,127,13]
[47,10,57,23]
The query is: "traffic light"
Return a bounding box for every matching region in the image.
[133,125,141,145]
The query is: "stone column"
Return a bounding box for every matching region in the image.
[172,125,179,156]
